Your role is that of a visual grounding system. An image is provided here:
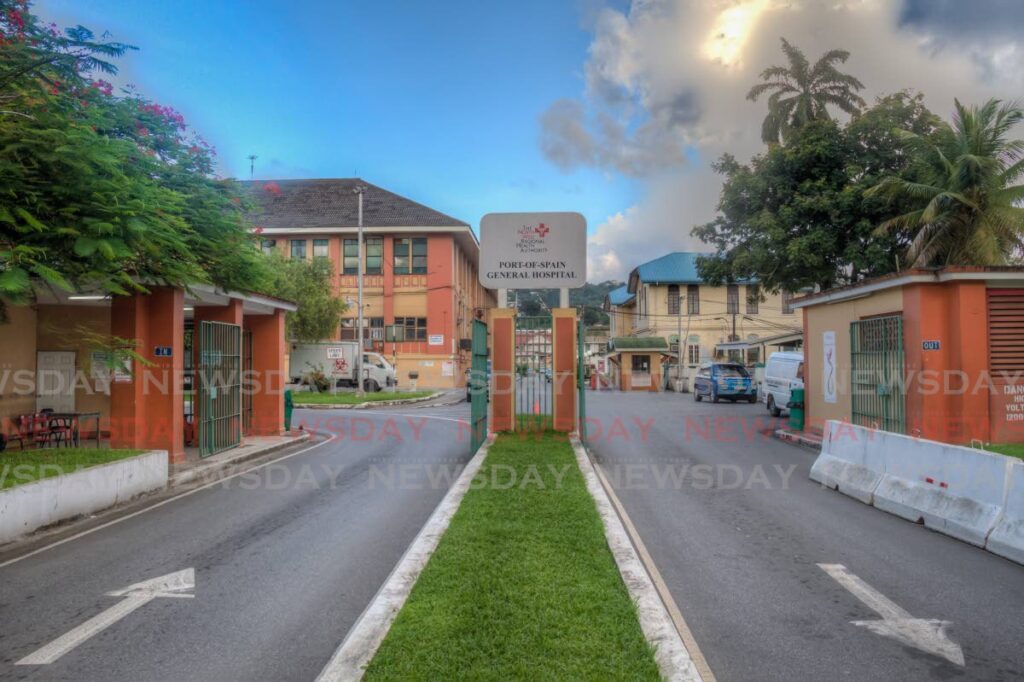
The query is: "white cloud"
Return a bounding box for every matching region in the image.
[546,0,1024,282]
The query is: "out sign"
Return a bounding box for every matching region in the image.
[922,340,941,351]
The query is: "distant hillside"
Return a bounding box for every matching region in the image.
[512,281,623,325]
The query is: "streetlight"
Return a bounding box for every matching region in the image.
[354,184,367,396]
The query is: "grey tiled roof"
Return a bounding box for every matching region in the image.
[243,178,469,230]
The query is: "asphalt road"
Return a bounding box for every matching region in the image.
[585,389,1024,681]
[0,404,473,681]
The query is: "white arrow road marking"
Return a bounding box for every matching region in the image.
[818,563,964,666]
[17,568,195,666]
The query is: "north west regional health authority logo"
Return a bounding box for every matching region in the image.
[515,222,550,253]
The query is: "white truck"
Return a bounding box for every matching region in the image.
[288,342,396,392]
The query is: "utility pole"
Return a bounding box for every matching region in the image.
[354,184,366,396]
[247,154,257,179]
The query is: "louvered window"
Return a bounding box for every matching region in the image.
[988,289,1024,375]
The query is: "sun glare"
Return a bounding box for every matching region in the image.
[703,0,769,68]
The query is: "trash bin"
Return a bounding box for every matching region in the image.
[284,389,294,431]
[787,388,805,431]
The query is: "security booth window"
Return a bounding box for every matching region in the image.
[343,239,358,274]
[365,237,383,274]
[631,354,650,373]
[312,238,329,258]
[290,239,307,259]
[394,237,428,274]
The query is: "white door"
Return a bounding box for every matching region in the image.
[36,351,76,413]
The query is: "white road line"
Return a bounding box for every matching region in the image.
[17,569,195,665]
[0,438,335,569]
[818,563,965,666]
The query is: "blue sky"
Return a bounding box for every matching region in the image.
[36,0,640,241]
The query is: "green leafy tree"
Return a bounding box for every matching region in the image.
[695,92,939,292]
[868,98,1024,266]
[0,0,269,319]
[262,253,347,342]
[747,38,866,145]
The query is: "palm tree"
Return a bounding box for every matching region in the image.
[868,99,1024,267]
[747,38,865,145]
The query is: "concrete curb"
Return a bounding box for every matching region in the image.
[315,436,491,681]
[570,436,705,682]
[292,392,443,410]
[168,433,311,487]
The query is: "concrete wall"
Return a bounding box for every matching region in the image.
[0,305,38,433]
[803,288,903,429]
[0,450,167,546]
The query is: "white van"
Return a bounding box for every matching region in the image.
[762,351,804,416]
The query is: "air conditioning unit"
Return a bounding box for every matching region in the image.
[459,338,472,351]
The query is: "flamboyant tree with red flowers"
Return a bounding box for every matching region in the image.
[0,0,269,319]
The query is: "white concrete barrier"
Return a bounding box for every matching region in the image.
[0,450,168,546]
[987,461,1024,564]
[809,420,885,504]
[872,431,1010,547]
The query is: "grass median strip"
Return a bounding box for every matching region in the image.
[290,390,435,405]
[0,448,145,490]
[363,430,660,680]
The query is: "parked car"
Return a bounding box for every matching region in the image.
[693,362,757,403]
[762,351,804,416]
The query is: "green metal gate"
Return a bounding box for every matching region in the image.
[516,316,552,430]
[199,320,242,457]
[578,318,586,441]
[850,315,905,433]
[470,319,488,454]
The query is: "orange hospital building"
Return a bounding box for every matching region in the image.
[248,179,496,388]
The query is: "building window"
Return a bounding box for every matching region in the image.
[260,239,277,255]
[312,238,329,259]
[365,237,383,275]
[747,346,761,365]
[395,316,427,341]
[667,285,680,315]
[687,285,700,315]
[746,284,759,314]
[687,344,700,365]
[290,239,307,259]
[343,239,358,274]
[727,284,739,314]
[394,237,427,275]
[366,317,384,341]
[340,318,356,340]
[782,290,794,314]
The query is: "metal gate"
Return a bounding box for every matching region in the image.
[578,318,586,440]
[198,320,242,457]
[850,315,905,433]
[470,319,488,454]
[516,315,553,430]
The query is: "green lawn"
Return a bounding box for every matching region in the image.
[290,390,436,405]
[364,431,660,681]
[986,443,1024,461]
[0,448,145,490]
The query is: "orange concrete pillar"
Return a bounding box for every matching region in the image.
[903,284,953,441]
[551,308,577,433]
[490,308,515,432]
[109,287,185,462]
[245,309,287,436]
[948,282,989,443]
[110,294,148,451]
